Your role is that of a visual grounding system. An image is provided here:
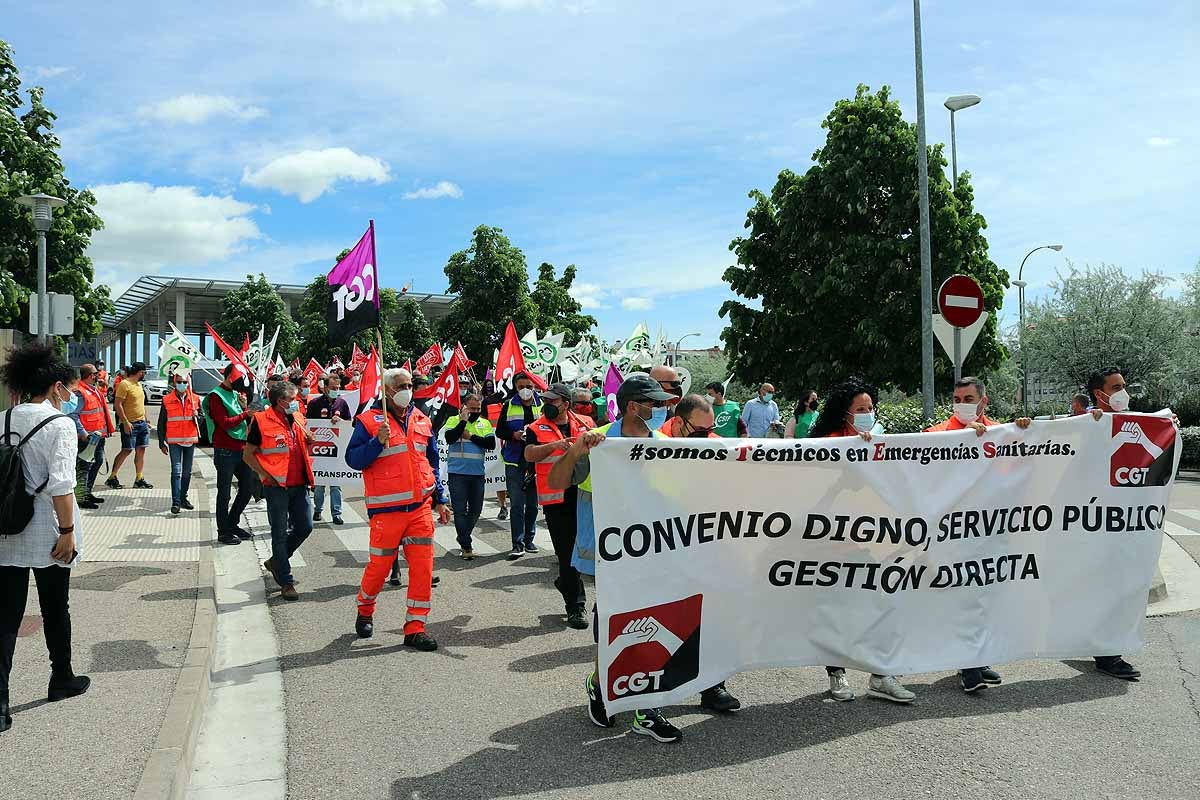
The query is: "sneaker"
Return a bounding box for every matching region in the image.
[235,527,254,540]
[85,494,106,504]
[497,507,508,521]
[79,498,100,510]
[404,632,438,651]
[180,499,194,510]
[280,584,299,601]
[460,549,475,561]
[566,611,589,630]
[828,669,856,702]
[585,673,615,728]
[508,546,525,560]
[961,668,988,693]
[105,476,123,489]
[388,571,402,587]
[313,510,323,522]
[133,478,153,489]
[868,675,915,704]
[700,682,741,712]
[217,533,242,546]
[980,667,1003,685]
[431,575,441,587]
[631,708,682,743]
[170,505,180,515]
[524,542,540,554]
[1095,656,1141,680]
[355,614,374,639]
[332,515,343,525]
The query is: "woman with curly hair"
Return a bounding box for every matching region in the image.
[0,342,92,734]
[809,377,916,704]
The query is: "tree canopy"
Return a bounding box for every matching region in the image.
[217,273,300,363]
[393,295,435,366]
[294,268,404,366]
[0,40,112,338]
[530,261,596,345]
[720,84,1007,396]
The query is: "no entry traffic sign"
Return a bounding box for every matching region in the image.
[937,275,984,328]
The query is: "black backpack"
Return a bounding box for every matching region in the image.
[0,408,68,537]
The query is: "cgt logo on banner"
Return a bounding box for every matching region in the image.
[309,425,340,459]
[1111,414,1176,487]
[607,595,702,702]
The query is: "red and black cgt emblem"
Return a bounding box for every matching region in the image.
[1110,415,1176,488]
[606,594,702,702]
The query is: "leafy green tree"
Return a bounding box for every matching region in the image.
[217,273,300,363]
[530,261,596,345]
[439,225,537,365]
[0,40,112,338]
[294,268,402,365]
[720,84,1007,397]
[393,296,435,366]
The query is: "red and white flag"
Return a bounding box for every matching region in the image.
[414,343,443,376]
[415,349,465,410]
[453,341,477,370]
[302,358,324,395]
[402,359,412,374]
[350,342,368,371]
[327,355,345,371]
[207,323,252,381]
[495,322,546,393]
[359,345,382,402]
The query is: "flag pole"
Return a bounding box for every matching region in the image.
[370,219,385,411]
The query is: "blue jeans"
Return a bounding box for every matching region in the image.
[120,420,150,451]
[264,485,313,586]
[449,473,485,550]
[84,436,106,492]
[213,447,255,536]
[504,463,539,549]
[168,444,195,506]
[313,484,342,516]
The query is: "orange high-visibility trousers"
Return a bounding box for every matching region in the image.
[356,505,434,633]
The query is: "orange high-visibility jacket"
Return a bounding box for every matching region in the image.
[162,390,201,445]
[78,382,115,435]
[526,410,593,506]
[252,409,314,487]
[356,407,437,513]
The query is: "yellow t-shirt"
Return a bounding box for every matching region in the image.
[115,379,147,424]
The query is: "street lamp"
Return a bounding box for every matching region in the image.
[1014,244,1065,414]
[16,192,67,343]
[913,0,935,421]
[944,94,981,192]
[672,332,701,366]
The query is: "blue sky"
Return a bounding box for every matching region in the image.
[7,0,1198,350]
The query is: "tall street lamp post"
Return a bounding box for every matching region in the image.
[672,332,701,367]
[1012,244,1065,414]
[16,192,67,344]
[913,0,936,421]
[944,94,981,192]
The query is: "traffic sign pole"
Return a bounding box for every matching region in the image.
[953,326,962,381]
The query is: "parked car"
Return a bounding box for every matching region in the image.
[143,369,170,404]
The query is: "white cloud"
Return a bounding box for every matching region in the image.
[403,181,463,200]
[569,282,608,309]
[241,147,391,202]
[959,43,976,52]
[29,66,73,80]
[313,0,445,18]
[621,296,653,311]
[1147,136,1178,148]
[88,182,261,269]
[138,94,266,125]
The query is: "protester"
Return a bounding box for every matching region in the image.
[290,370,310,415]
[923,377,1032,692]
[545,373,684,742]
[157,373,201,515]
[1070,392,1090,416]
[443,393,495,560]
[73,363,114,508]
[704,382,746,438]
[572,387,596,422]
[0,342,92,734]
[481,378,510,521]
[590,385,607,425]
[740,383,780,438]
[306,373,350,525]
[809,376,915,703]
[346,368,450,649]
[784,389,820,438]
[243,381,315,602]
[108,361,152,489]
[204,364,256,546]
[524,383,594,628]
[497,372,542,558]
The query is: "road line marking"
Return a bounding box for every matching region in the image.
[1165,521,1199,537]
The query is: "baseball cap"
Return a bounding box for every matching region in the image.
[130,361,147,374]
[544,382,573,401]
[616,373,674,407]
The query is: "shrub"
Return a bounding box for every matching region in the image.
[876,399,951,434]
[1181,427,1200,469]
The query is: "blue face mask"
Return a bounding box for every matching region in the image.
[648,406,668,431]
[285,400,300,415]
[763,393,774,403]
[852,412,876,433]
[175,383,188,395]
[59,390,79,415]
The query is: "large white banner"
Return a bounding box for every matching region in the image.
[591,413,1180,714]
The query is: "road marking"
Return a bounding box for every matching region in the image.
[1165,521,1199,537]
[1176,509,1200,524]
[944,294,979,309]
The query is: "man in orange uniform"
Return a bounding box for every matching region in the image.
[925,376,1031,692]
[75,363,115,508]
[346,368,450,650]
[157,373,201,515]
[524,383,593,629]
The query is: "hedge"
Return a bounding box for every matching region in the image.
[1181,427,1200,469]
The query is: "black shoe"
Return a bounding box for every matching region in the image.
[180,499,194,510]
[961,668,988,693]
[79,498,100,510]
[388,572,402,587]
[1096,656,1141,680]
[632,708,682,743]
[700,682,741,712]
[585,673,614,728]
[497,507,508,521]
[85,494,106,504]
[431,575,441,588]
[0,699,10,733]
[566,611,589,630]
[355,614,374,639]
[47,673,91,702]
[313,510,323,522]
[332,515,343,525]
[217,533,242,546]
[404,632,438,651]
[133,479,153,489]
[980,667,1002,685]
[235,527,254,540]
[105,477,123,489]
[171,505,180,515]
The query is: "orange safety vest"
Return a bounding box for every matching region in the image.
[97,370,108,387]
[252,409,314,487]
[356,406,437,512]
[78,382,114,435]
[924,415,996,432]
[162,390,201,445]
[526,411,592,506]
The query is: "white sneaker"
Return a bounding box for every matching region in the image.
[867,675,915,704]
[828,670,855,702]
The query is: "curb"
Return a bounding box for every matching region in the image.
[132,530,217,799]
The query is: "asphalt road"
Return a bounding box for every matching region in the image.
[266,490,1200,800]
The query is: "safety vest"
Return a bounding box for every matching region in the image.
[162,390,201,445]
[500,399,543,465]
[444,413,495,477]
[78,382,114,435]
[252,409,314,487]
[356,406,436,513]
[97,370,108,388]
[205,385,248,442]
[527,411,592,505]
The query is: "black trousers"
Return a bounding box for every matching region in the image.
[0,565,73,698]
[543,493,585,614]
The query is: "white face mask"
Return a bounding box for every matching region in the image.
[392,389,413,407]
[953,402,980,424]
[518,388,534,401]
[852,412,876,433]
[1106,389,1130,412]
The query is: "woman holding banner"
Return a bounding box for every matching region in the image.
[809,377,917,705]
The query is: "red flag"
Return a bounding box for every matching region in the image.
[302,358,323,395]
[350,342,368,371]
[327,355,345,371]
[402,359,412,373]
[453,341,477,370]
[495,322,547,392]
[290,358,301,370]
[240,333,251,357]
[414,343,443,375]
[415,350,464,410]
[359,346,381,402]
[207,323,251,380]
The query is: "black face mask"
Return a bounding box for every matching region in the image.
[232,378,249,393]
[467,412,481,422]
[544,403,562,421]
[809,400,819,411]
